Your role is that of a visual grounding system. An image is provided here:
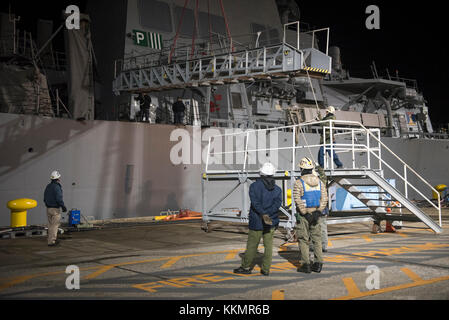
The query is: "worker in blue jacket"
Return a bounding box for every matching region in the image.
[234,162,282,276]
[44,170,67,246]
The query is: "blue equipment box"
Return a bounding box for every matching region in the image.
[69,209,81,226]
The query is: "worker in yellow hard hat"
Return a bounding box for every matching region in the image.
[293,157,328,273]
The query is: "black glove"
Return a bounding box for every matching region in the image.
[62,206,67,213]
[311,210,321,225]
[304,213,314,225]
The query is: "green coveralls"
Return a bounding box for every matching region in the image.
[241,228,276,273]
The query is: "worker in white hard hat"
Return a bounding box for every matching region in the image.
[234,162,282,276]
[317,106,343,169]
[43,170,67,246]
[293,157,328,273]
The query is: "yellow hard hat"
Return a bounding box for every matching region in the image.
[298,157,314,170]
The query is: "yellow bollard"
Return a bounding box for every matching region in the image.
[7,198,37,228]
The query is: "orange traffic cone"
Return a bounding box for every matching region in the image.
[385,221,396,232]
[385,207,396,233]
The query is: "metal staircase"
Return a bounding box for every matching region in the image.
[201,119,443,236]
[326,169,442,233]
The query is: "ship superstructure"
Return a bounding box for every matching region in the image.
[105,0,438,140]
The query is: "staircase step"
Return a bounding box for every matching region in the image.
[378,214,421,222]
[351,191,387,194]
[326,169,442,233]
[329,211,373,218]
[336,181,377,187]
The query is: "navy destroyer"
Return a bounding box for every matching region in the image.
[0,0,448,237]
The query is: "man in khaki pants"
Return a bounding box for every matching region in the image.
[293,157,328,273]
[44,171,67,246]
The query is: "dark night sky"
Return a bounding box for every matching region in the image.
[298,1,449,126]
[2,1,449,125]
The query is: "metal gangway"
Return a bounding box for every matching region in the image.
[113,43,330,93]
[112,22,332,94]
[201,120,443,239]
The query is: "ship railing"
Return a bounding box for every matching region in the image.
[113,42,304,93]
[283,21,330,55]
[302,27,330,56]
[114,33,251,78]
[204,119,442,228]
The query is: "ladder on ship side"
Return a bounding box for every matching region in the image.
[201,120,442,236]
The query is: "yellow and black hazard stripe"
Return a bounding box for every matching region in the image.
[303,67,330,74]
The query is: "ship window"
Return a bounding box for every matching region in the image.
[232,93,243,109]
[138,0,173,33]
[174,6,195,37]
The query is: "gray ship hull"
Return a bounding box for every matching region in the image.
[1,112,448,226]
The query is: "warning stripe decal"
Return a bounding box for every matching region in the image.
[303,67,330,74]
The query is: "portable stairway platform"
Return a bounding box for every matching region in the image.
[201,120,443,237]
[325,169,442,233]
[112,43,331,94]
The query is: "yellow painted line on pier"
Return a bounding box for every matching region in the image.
[160,257,183,269]
[130,245,449,295]
[84,257,169,279]
[341,277,362,297]
[1,248,246,289]
[361,235,373,242]
[84,266,115,280]
[333,269,449,300]
[0,267,99,291]
[396,232,408,238]
[272,289,285,300]
[400,268,423,282]
[0,275,38,291]
[85,249,246,278]
[1,230,447,293]
[225,249,240,260]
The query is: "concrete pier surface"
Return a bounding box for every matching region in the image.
[1,212,449,301]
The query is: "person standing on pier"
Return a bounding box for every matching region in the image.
[293,157,328,273]
[234,162,282,276]
[44,171,67,246]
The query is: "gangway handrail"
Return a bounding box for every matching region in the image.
[325,121,440,199]
[204,119,442,227]
[327,120,441,227]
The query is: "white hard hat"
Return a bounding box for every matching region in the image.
[326,106,335,114]
[298,157,314,170]
[260,162,276,176]
[50,170,61,180]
